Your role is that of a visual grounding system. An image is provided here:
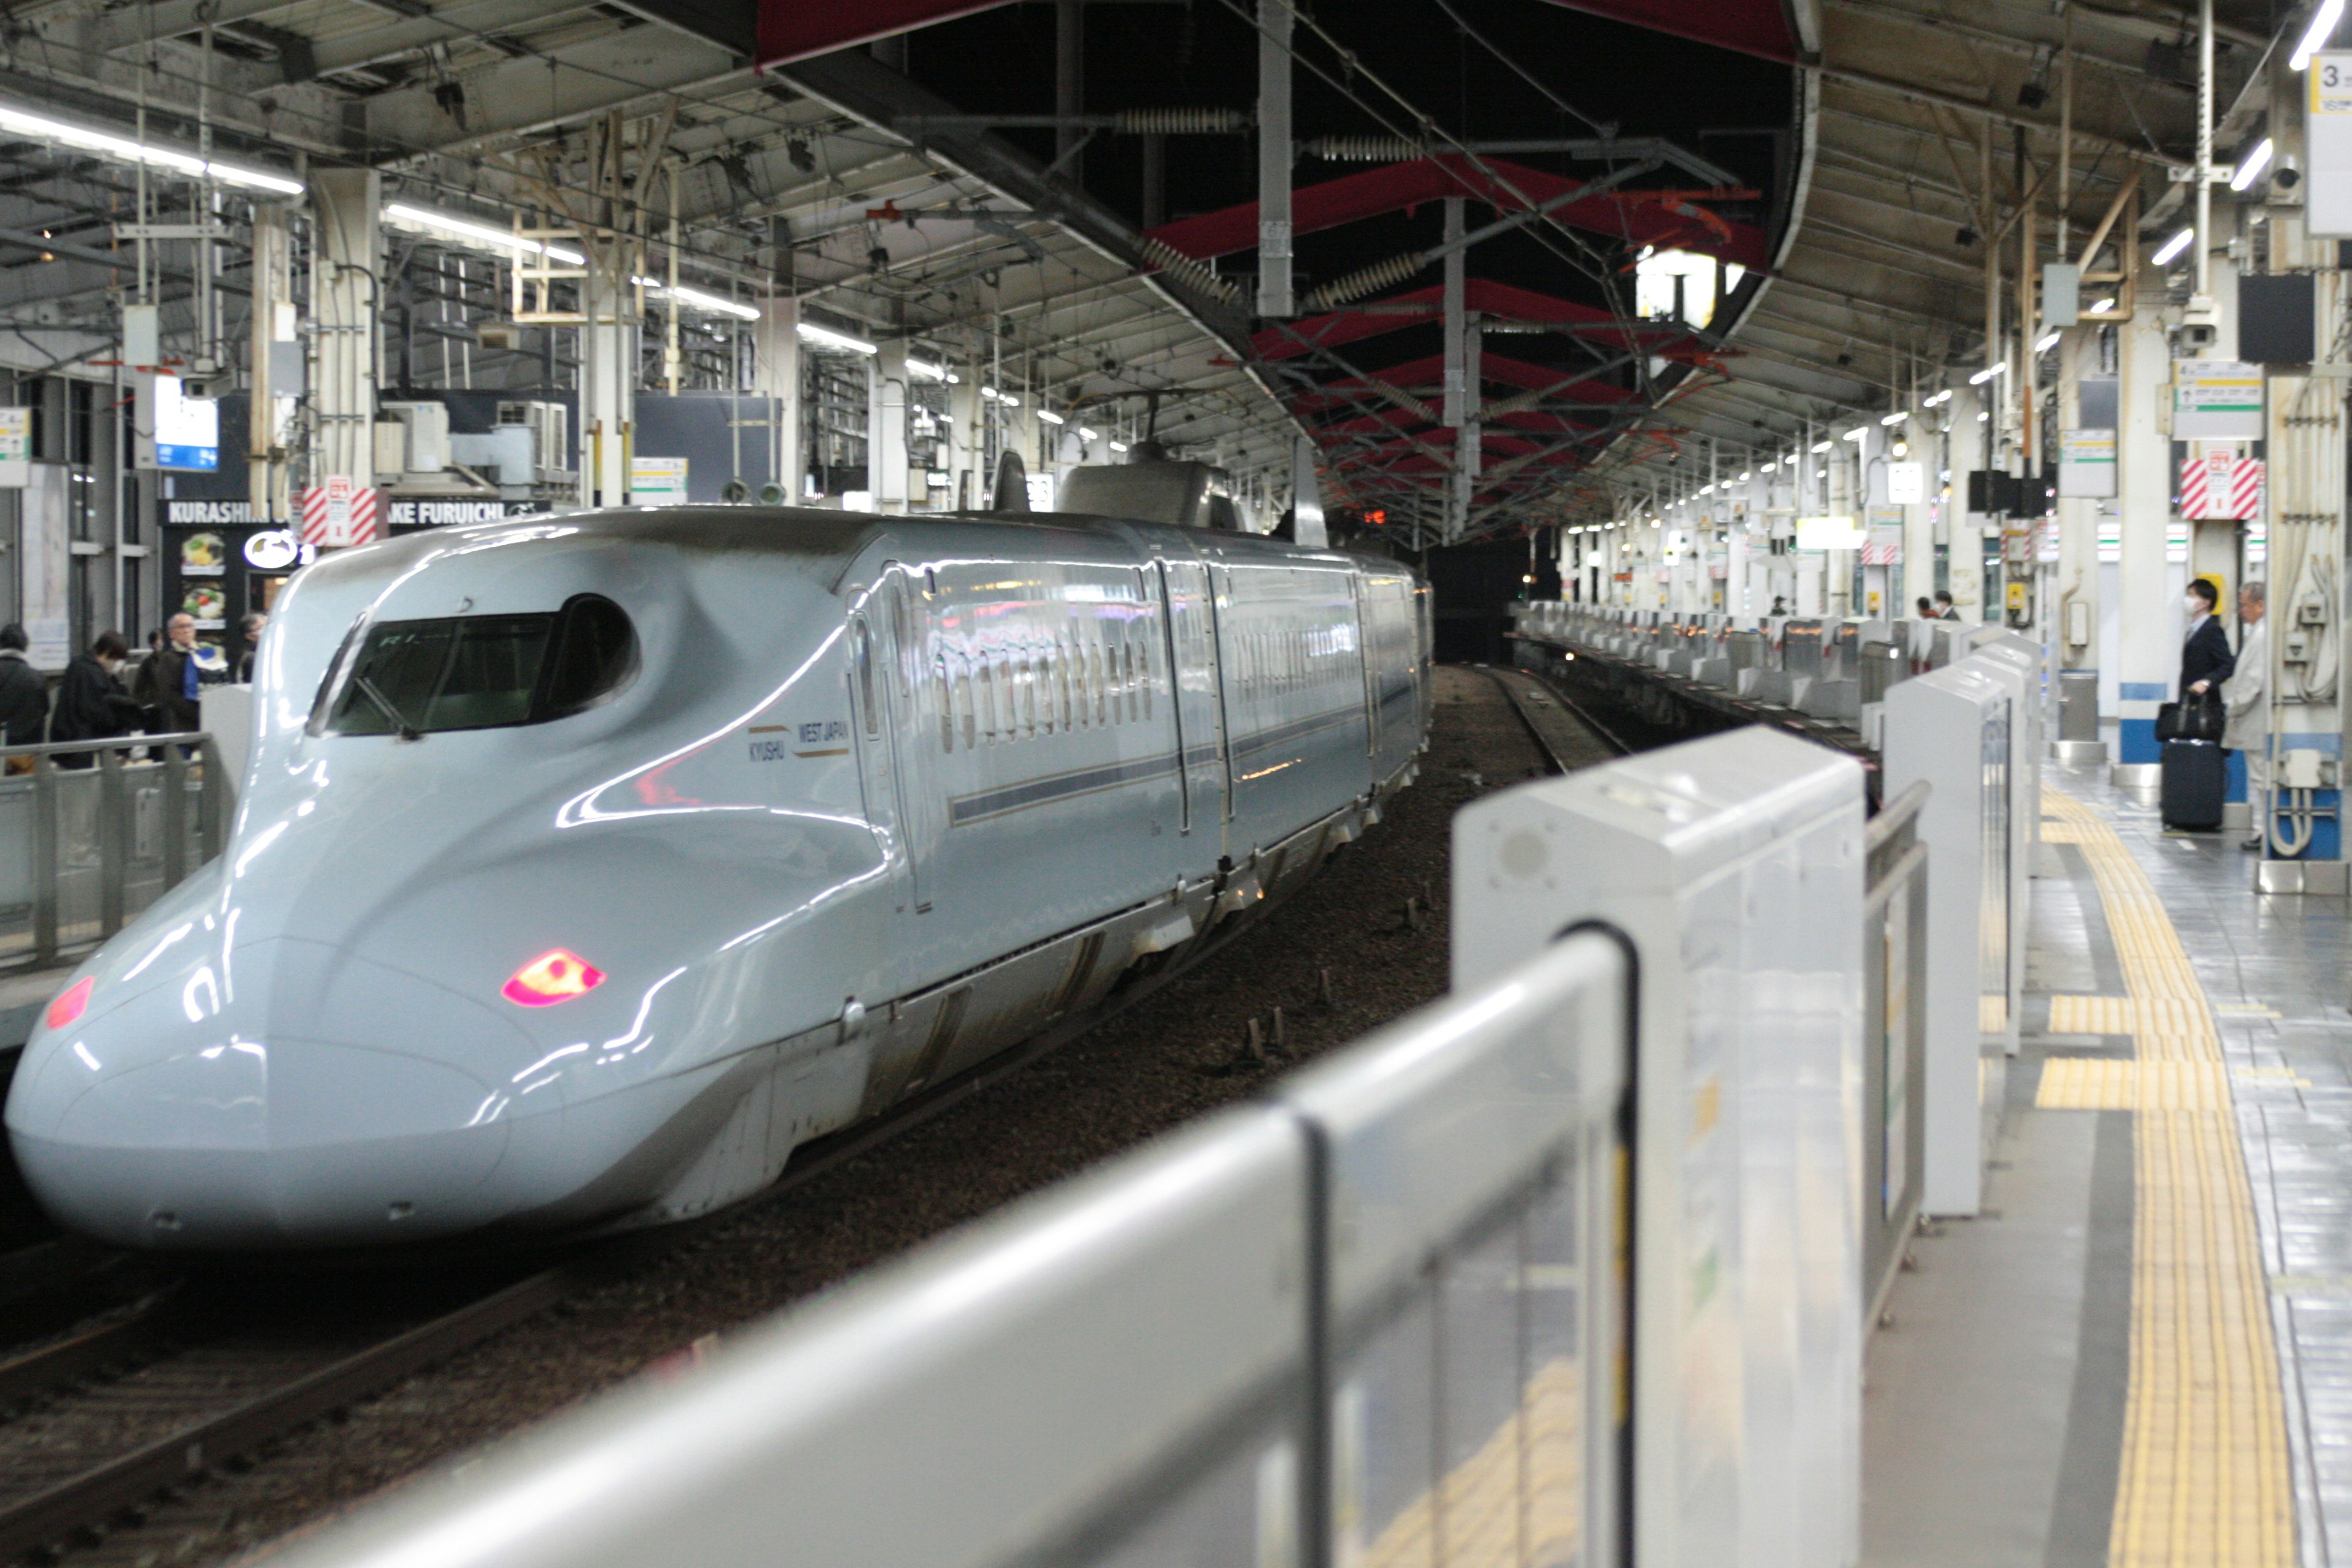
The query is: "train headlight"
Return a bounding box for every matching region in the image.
[502,950,606,1008]
[45,976,92,1031]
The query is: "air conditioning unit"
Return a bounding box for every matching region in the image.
[496,400,568,477]
[380,401,451,475]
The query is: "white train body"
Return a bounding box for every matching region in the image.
[5,508,1428,1250]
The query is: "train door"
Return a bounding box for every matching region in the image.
[848,594,913,915]
[1349,573,1378,760]
[875,567,936,913]
[1158,557,1228,840]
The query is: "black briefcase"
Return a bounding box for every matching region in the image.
[2155,692,2225,743]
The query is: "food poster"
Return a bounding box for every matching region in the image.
[162,523,303,656]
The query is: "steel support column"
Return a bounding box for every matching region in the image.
[309,168,379,489]
[1256,0,1292,317]
[2113,263,2174,772]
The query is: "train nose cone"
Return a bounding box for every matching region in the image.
[6,944,521,1250]
[10,1038,509,1249]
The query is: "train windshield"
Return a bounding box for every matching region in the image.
[318,594,636,736]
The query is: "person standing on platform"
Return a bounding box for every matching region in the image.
[2181,578,2235,699]
[0,624,49,772]
[50,632,142,769]
[235,612,267,682]
[2225,582,2269,851]
[134,612,203,737]
[1915,596,1936,620]
[1933,590,1961,619]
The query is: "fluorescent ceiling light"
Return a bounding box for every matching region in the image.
[634,277,759,320]
[981,386,1022,407]
[797,321,878,355]
[1841,426,1868,442]
[2151,227,2195,266]
[1810,439,1833,453]
[1738,470,1752,481]
[2091,296,2117,312]
[0,100,303,195]
[2293,0,2344,70]
[1036,409,1066,425]
[907,357,959,382]
[1078,426,1100,440]
[1968,361,2008,384]
[1923,389,1952,406]
[2034,331,2061,353]
[1109,441,1128,452]
[1762,460,1779,472]
[1879,411,1906,426]
[2231,137,2275,190]
[386,203,584,264]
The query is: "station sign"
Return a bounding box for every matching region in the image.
[2311,52,2352,236]
[2172,361,2263,440]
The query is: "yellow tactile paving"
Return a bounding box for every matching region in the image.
[2040,790,2294,1568]
[1348,1357,1582,1568]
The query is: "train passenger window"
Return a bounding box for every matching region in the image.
[1055,636,1074,733]
[1123,638,1139,722]
[957,660,975,750]
[316,594,635,737]
[978,658,997,744]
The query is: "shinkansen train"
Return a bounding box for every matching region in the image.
[4,500,1429,1250]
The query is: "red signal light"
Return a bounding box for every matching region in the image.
[45,976,92,1031]
[502,949,606,1008]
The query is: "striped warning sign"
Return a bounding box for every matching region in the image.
[2179,453,2263,520]
[300,477,383,548]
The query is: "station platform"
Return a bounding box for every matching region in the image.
[1868,756,2348,1567]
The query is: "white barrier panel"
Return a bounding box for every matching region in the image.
[1452,728,1865,1568]
[1882,661,2015,1216]
[1964,635,2041,1057]
[262,937,1634,1568]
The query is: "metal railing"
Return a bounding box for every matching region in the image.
[1864,780,1931,1321]
[0,733,235,970]
[268,933,1633,1568]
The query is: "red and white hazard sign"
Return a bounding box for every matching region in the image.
[300,476,382,548]
[2178,452,2264,520]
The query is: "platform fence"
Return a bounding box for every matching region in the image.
[0,734,235,971]
[1864,778,1931,1319]
[272,930,1633,1568]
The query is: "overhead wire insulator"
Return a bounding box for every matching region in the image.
[1114,108,1251,134]
[1300,135,1425,161]
[1300,252,1427,312]
[1139,236,1242,304]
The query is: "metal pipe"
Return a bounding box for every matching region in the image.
[1256,0,1294,317]
[2197,0,2214,300]
[1055,0,1084,186]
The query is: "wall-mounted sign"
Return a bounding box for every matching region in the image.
[2172,361,2264,439]
[300,477,382,549]
[1795,514,1866,551]
[1887,461,1925,505]
[2310,53,2352,236]
[631,456,688,505]
[2059,429,2117,498]
[151,373,220,470]
[243,529,303,570]
[0,407,29,489]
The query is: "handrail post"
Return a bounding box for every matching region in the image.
[97,742,127,938]
[162,740,190,891]
[30,749,57,967]
[197,734,231,864]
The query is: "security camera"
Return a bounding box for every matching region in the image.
[2274,155,2303,190]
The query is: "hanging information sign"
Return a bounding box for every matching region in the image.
[2173,361,2264,439]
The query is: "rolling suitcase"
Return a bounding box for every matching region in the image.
[2161,738,2226,831]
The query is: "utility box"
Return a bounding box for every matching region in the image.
[1454,728,1865,1568]
[1883,662,2016,1215]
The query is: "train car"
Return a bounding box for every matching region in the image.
[4,505,1429,1251]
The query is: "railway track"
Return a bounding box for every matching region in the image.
[1483,662,1634,770]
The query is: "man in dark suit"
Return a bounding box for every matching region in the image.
[2181,578,2235,698]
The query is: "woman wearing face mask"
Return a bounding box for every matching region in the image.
[2180,578,2235,699]
[49,631,144,770]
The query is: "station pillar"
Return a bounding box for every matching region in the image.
[2054,328,2101,709]
[752,293,801,501]
[1948,383,1988,620]
[309,168,379,490]
[871,341,910,513]
[579,252,638,510]
[2109,268,2176,777]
